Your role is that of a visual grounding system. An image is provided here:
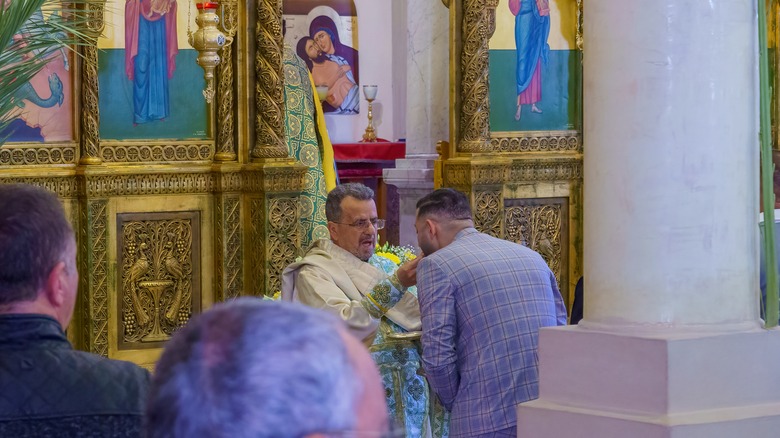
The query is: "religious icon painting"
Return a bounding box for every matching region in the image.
[4,7,74,143]
[283,0,360,115]
[489,0,582,133]
[97,0,208,140]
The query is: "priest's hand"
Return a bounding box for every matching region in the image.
[396,257,421,288]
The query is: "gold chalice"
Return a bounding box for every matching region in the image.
[361,85,378,142]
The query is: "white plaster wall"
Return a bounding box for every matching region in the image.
[403,0,449,155]
[391,0,407,141]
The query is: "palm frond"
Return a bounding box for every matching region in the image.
[0,0,104,140]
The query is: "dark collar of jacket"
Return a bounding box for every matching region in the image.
[0,314,70,350]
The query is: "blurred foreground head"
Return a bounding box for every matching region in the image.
[146,298,389,437]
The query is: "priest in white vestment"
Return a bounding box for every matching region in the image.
[282,183,449,437]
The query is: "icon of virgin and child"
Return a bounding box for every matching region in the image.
[295,15,359,115]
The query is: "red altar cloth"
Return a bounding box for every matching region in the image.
[331,140,404,244]
[332,140,406,163]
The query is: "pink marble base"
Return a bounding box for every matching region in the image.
[517,325,780,437]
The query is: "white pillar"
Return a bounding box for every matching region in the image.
[383,0,449,247]
[584,0,759,329]
[517,1,780,436]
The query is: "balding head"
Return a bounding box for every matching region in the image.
[146,299,389,437]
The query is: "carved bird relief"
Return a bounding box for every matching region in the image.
[163,238,186,321]
[536,233,555,261]
[128,241,151,326]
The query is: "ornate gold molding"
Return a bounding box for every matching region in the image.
[80,199,109,356]
[0,176,79,198]
[118,212,200,348]
[216,170,244,193]
[72,166,306,198]
[442,155,582,186]
[486,0,499,36]
[509,157,582,182]
[245,165,306,193]
[81,172,213,197]
[249,197,265,294]
[253,0,288,159]
[0,143,77,166]
[576,0,583,51]
[443,158,511,189]
[214,195,242,301]
[100,141,214,163]
[490,131,581,153]
[79,3,105,165]
[457,0,496,153]
[214,0,239,162]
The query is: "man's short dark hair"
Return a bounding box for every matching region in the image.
[146,298,360,437]
[325,183,375,222]
[0,184,73,306]
[416,188,473,221]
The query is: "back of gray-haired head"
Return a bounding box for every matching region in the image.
[146,298,360,438]
[416,188,473,221]
[0,183,73,306]
[325,183,375,222]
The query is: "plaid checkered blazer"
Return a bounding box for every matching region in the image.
[418,228,567,437]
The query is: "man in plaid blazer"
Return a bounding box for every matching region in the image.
[415,188,567,437]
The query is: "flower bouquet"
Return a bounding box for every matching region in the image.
[374,241,419,267]
[264,291,281,301]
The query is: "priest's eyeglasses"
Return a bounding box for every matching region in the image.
[332,218,385,231]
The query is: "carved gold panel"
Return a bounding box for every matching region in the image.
[243,164,307,298]
[505,197,569,305]
[0,144,78,166]
[473,190,503,238]
[117,211,201,350]
[266,196,300,294]
[100,141,214,163]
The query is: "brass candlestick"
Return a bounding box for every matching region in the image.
[362,85,378,142]
[188,2,226,103]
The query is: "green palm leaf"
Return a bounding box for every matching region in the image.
[0,0,104,142]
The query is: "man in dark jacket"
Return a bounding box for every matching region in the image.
[0,184,150,437]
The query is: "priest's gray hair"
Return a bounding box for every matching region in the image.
[146,298,360,438]
[326,182,375,222]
